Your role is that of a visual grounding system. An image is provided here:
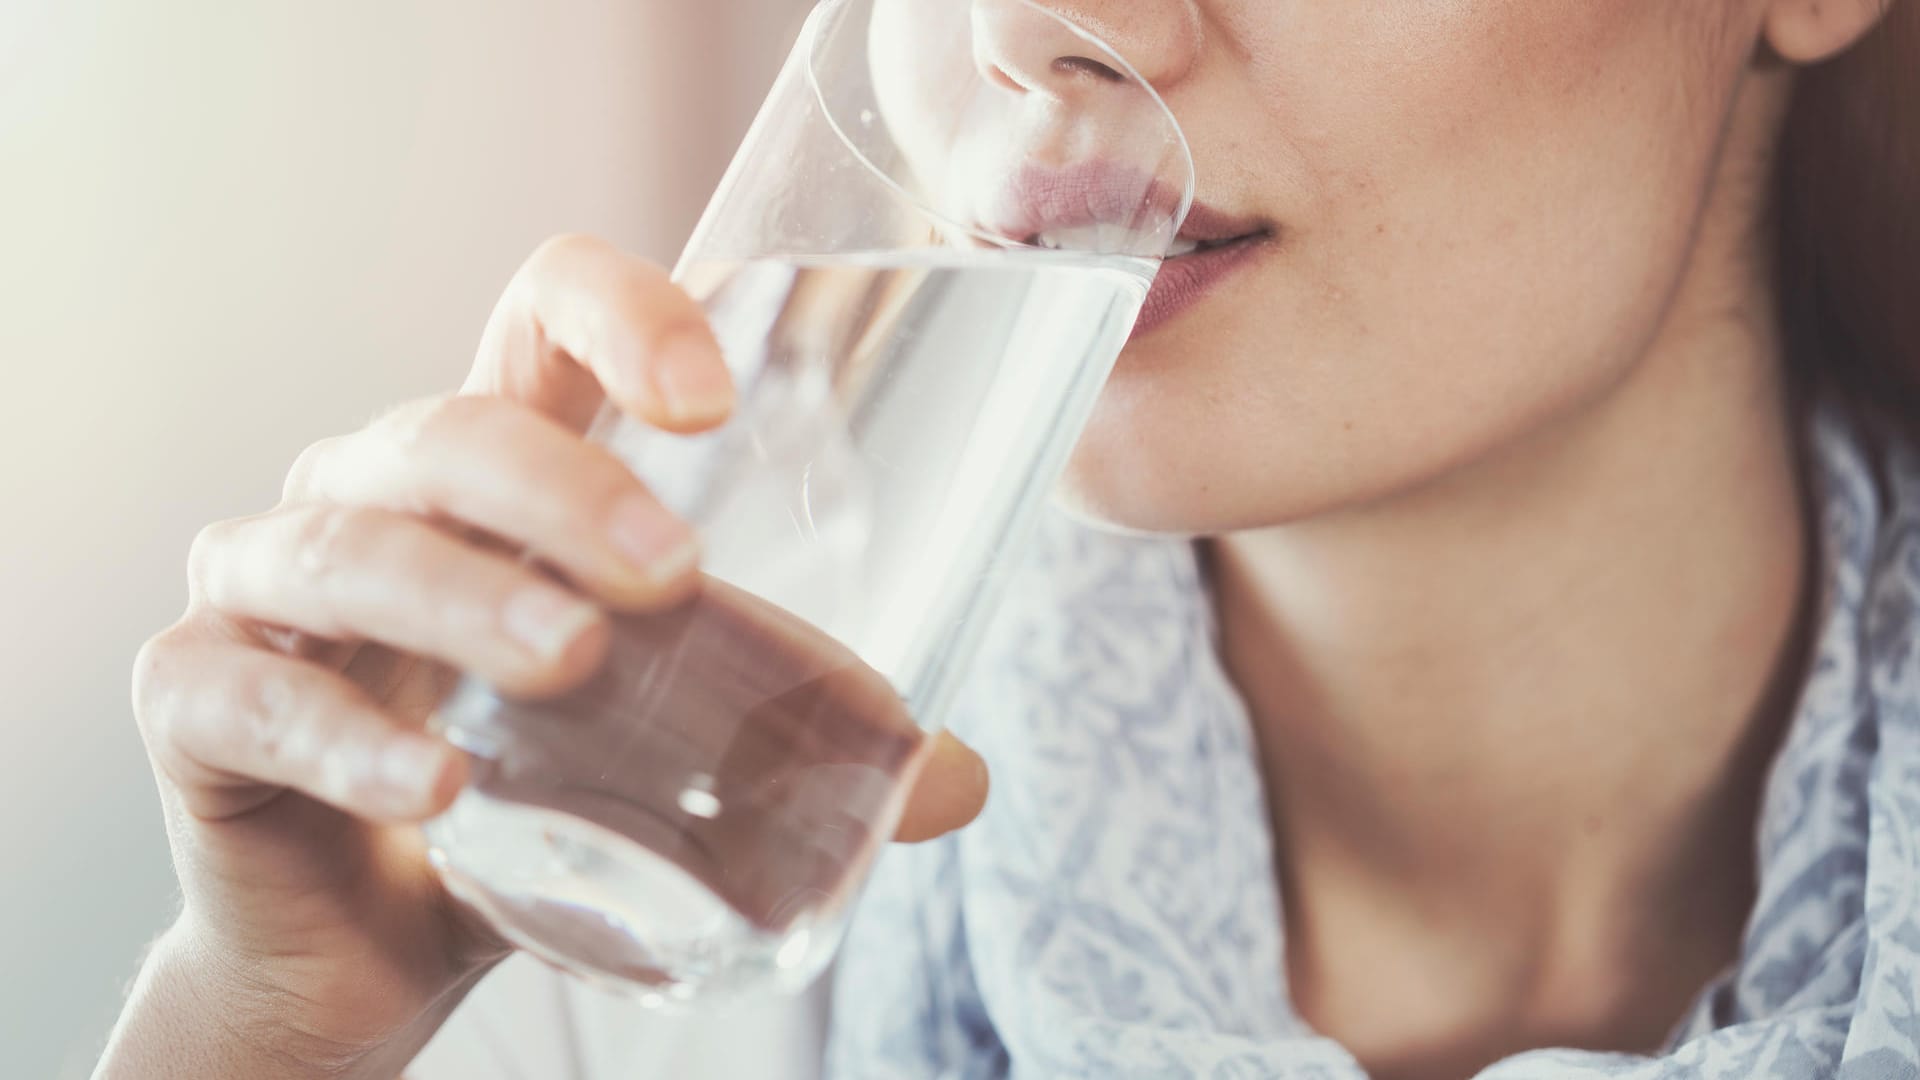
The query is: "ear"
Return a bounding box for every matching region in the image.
[1764,0,1894,63]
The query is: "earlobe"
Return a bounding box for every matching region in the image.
[1764,0,1894,64]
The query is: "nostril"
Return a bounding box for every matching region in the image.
[1052,55,1126,83]
[984,63,1025,93]
[988,56,1123,92]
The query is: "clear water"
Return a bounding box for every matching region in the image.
[426,249,1152,1004]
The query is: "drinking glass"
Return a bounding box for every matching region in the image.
[424,0,1193,1007]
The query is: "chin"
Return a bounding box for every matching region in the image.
[1052,440,1234,539]
[1051,350,1314,538]
[1044,340,1223,537]
[1052,394,1403,540]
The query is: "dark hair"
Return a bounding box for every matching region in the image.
[1780,1,1920,426]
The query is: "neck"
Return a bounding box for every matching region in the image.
[1210,81,1812,1067]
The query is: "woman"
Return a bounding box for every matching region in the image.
[96,1,1918,1077]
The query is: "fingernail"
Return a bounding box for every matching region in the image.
[651,333,734,423]
[502,585,601,660]
[608,495,700,583]
[379,739,447,802]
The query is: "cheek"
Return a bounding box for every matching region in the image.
[1287,0,1728,332]
[1060,1,1750,533]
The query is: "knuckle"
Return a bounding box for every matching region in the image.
[281,434,345,504]
[186,518,241,606]
[131,626,191,743]
[222,666,303,769]
[287,503,375,598]
[130,625,326,788]
[383,393,492,458]
[526,231,609,278]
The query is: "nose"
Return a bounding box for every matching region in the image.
[972,0,1200,96]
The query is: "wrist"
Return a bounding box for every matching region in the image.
[96,921,395,1080]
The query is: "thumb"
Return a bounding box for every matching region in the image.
[893,730,990,843]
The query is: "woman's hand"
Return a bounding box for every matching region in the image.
[100,235,990,1080]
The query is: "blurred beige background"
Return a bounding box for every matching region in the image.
[0,3,806,1075]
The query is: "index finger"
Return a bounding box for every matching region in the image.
[463,233,736,434]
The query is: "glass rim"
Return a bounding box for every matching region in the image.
[801,0,1197,258]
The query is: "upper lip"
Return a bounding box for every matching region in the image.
[980,161,1270,255]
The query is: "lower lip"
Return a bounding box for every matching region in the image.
[1130,236,1271,341]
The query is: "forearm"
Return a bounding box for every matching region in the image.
[93,924,472,1080]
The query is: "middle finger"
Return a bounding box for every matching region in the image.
[288,393,699,610]
[194,502,611,698]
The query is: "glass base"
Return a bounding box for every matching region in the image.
[426,788,845,1008]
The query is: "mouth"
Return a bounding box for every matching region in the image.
[1162,235,1255,257]
[976,162,1274,339]
[1132,202,1274,341]
[1161,197,1273,255]
[979,161,1186,257]
[1021,212,1275,342]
